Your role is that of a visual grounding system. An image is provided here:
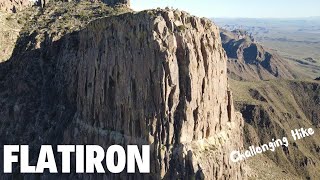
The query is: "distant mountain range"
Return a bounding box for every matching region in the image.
[220,28,296,80]
[214,17,320,79]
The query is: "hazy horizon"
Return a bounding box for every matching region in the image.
[131,0,320,19]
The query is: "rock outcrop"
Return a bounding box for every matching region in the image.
[0,9,245,179]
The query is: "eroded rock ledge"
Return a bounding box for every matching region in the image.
[0,9,245,179]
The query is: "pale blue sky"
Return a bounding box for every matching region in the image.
[131,0,320,18]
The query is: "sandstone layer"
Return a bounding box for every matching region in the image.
[0,9,245,179]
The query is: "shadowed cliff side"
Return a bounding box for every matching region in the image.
[0,8,246,180]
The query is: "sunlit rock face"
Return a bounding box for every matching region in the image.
[0,8,245,180]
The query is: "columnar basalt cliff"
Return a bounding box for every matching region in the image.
[0,9,245,179]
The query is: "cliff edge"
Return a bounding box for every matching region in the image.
[0,8,245,179]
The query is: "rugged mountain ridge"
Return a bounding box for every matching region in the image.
[220,29,296,81]
[0,7,245,180]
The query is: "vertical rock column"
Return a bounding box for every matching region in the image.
[59,9,245,179]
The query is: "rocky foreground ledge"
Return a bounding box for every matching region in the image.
[0,8,246,179]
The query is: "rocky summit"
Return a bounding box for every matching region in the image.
[0,1,245,179]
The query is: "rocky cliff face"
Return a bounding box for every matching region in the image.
[0,9,245,179]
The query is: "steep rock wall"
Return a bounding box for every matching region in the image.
[0,9,245,179]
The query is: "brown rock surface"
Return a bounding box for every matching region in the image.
[0,9,245,179]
